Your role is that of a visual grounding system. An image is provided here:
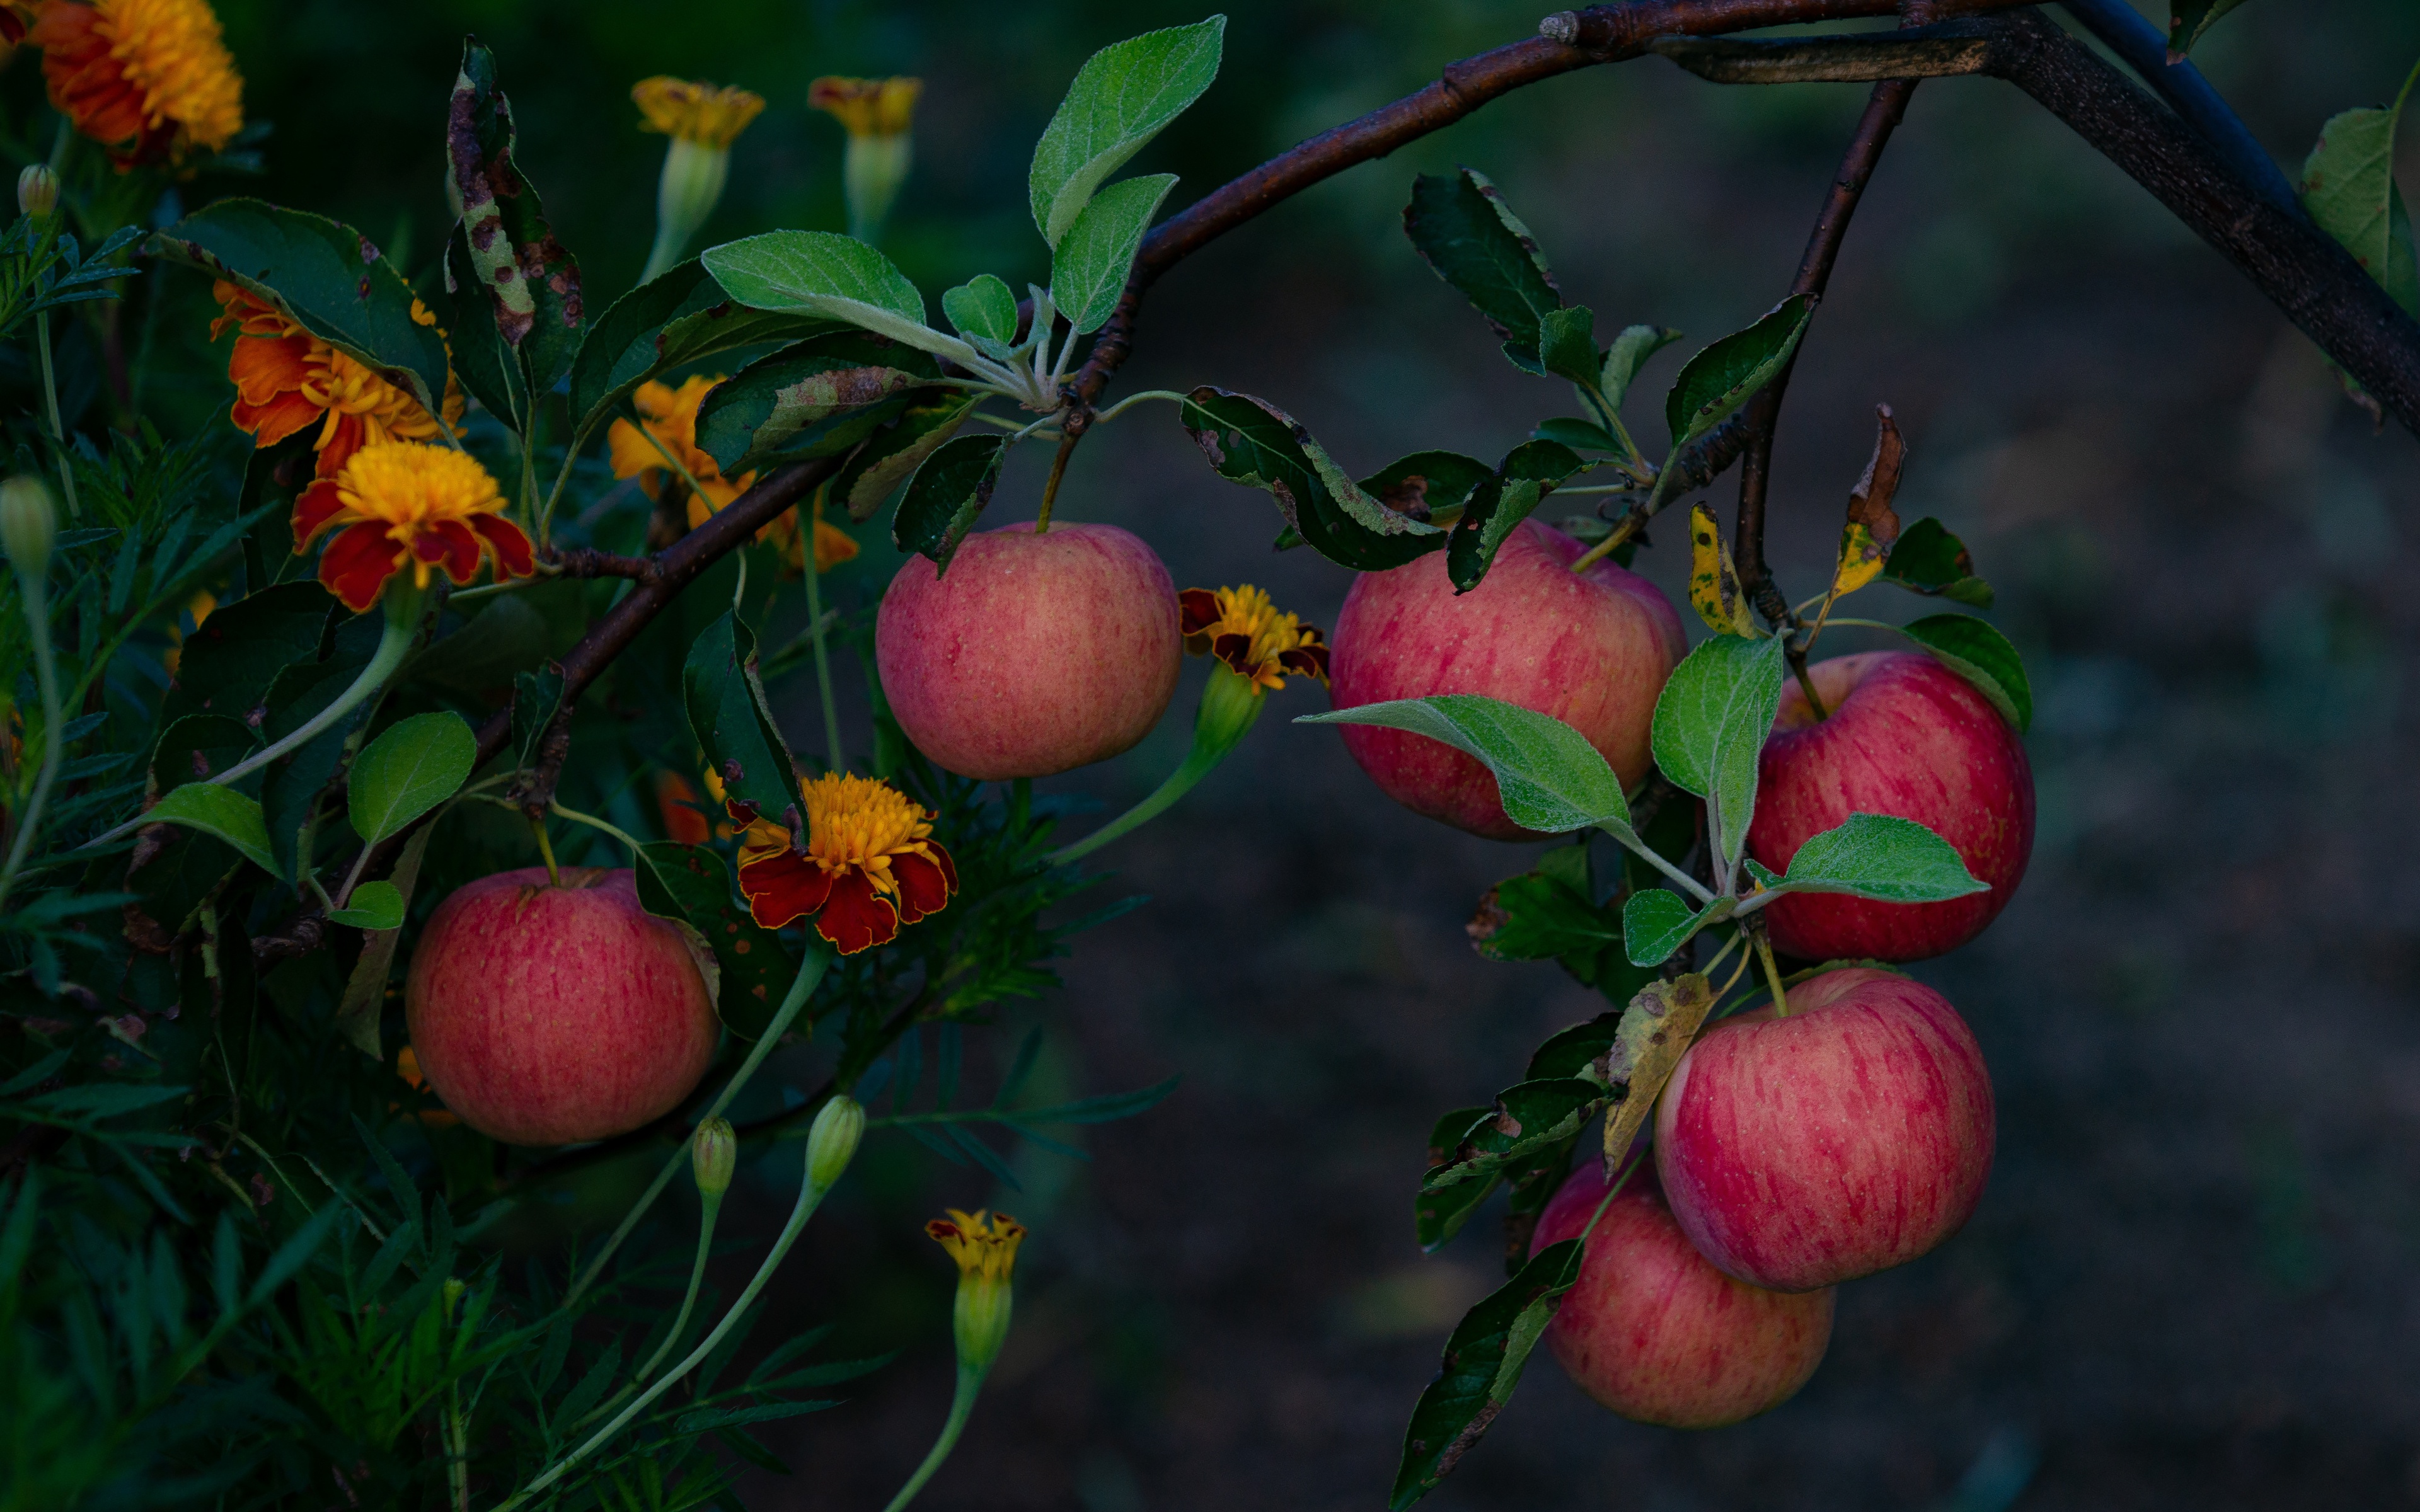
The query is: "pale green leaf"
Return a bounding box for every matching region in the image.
[1050,173,1177,335]
[1298,694,1628,835]
[347,712,476,845]
[1650,634,1786,868]
[701,231,973,361]
[1029,17,1226,246]
[147,784,281,880]
[1766,812,1987,904]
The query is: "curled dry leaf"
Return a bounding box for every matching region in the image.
[1598,971,1715,1174]
[1831,403,1906,598]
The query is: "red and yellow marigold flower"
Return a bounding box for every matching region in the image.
[927,1208,1024,1281]
[731,772,957,954]
[210,282,464,479]
[292,441,534,612]
[34,0,243,167]
[631,76,765,149]
[1179,584,1330,691]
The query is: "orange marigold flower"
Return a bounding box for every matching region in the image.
[764,498,858,576]
[1179,585,1330,692]
[654,766,734,845]
[210,281,465,479]
[292,442,534,612]
[731,772,957,954]
[607,374,757,518]
[632,76,765,149]
[35,0,243,168]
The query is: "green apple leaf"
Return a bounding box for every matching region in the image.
[1028,16,1226,246]
[347,712,476,845]
[332,822,432,1058]
[147,782,280,881]
[683,611,798,825]
[1663,294,1815,452]
[941,273,1022,357]
[325,881,405,932]
[1536,305,1598,388]
[2168,0,2257,57]
[1179,387,1446,571]
[1412,1105,1499,1252]
[1468,869,1620,963]
[563,259,839,452]
[1402,166,1562,369]
[1298,693,1629,835]
[701,231,973,363]
[691,331,938,476]
[1359,450,1493,527]
[444,40,584,409]
[634,842,801,1040]
[1446,440,1585,593]
[1760,812,1987,904]
[1532,417,1620,454]
[159,581,334,728]
[1599,324,1683,413]
[894,433,1010,571]
[1051,173,1177,335]
[1621,888,1726,967]
[2298,57,2420,319]
[1881,516,1994,607]
[1650,633,1787,868]
[1896,613,2032,733]
[831,394,981,522]
[1388,1237,1585,1508]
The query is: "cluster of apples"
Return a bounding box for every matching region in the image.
[1329,517,2029,1428]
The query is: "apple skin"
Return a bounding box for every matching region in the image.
[1746,650,2033,962]
[1654,966,1995,1293]
[404,868,720,1147]
[1530,1157,1835,1429]
[875,522,1180,781]
[1326,520,1685,840]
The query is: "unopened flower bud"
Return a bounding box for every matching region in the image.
[1193,662,1267,754]
[804,1094,865,1193]
[691,1116,737,1200]
[810,76,922,245]
[926,1208,1024,1373]
[631,77,765,283]
[0,474,57,585]
[16,164,57,220]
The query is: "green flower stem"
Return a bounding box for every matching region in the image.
[803,534,846,774]
[0,570,64,916]
[879,1363,991,1512]
[547,801,645,855]
[562,944,827,1307]
[500,1134,847,1510]
[565,1188,725,1436]
[1047,667,1265,866]
[33,314,78,520]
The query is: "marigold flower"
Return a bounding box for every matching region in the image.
[35,0,243,167]
[928,1207,1023,1372]
[766,498,858,576]
[730,772,958,954]
[811,76,921,245]
[654,765,734,844]
[1179,585,1331,692]
[632,76,765,149]
[292,441,534,613]
[927,1208,1023,1283]
[607,374,756,515]
[808,76,921,140]
[210,282,465,479]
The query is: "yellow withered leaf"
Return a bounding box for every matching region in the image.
[1599,972,1716,1174]
[1686,502,1760,638]
[1829,404,1906,602]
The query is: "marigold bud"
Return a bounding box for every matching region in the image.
[810,77,921,245]
[16,163,57,220]
[926,1208,1024,1373]
[805,1094,865,1193]
[691,1116,737,1200]
[0,474,57,584]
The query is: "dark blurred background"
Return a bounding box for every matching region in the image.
[192,1,2420,1506]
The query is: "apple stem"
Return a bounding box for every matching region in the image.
[1033,428,1080,533]
[1789,655,1830,721]
[530,816,562,887]
[1755,934,1790,1017]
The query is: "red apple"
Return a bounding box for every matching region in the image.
[1326,520,1685,839]
[1654,966,1994,1292]
[875,522,1181,781]
[1747,650,2032,961]
[405,867,720,1147]
[1530,1156,1834,1428]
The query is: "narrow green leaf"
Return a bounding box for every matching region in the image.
[1028,17,1226,246]
[832,394,980,522]
[701,231,969,362]
[325,880,405,931]
[1402,168,1562,363]
[1179,387,1446,571]
[333,821,432,1059]
[1649,634,1787,867]
[893,434,1009,571]
[1050,173,1177,334]
[1768,812,1987,903]
[1600,324,1683,413]
[25,1083,190,1118]
[1896,613,2032,732]
[1663,294,1816,451]
[445,41,584,401]
[1299,694,1629,835]
[347,712,476,845]
[147,784,280,879]
[1388,1238,1584,1508]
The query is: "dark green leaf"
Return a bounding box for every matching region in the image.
[1028,17,1226,245]
[1649,635,1786,868]
[1359,450,1492,526]
[1600,324,1684,413]
[634,842,800,1041]
[1766,812,1987,903]
[24,1083,189,1118]
[1050,173,1177,334]
[1881,517,1993,606]
[512,665,565,772]
[1446,439,1584,593]
[674,1400,842,1435]
[831,394,981,522]
[1536,305,1598,387]
[334,821,432,1058]
[161,582,334,726]
[1414,1106,1497,1251]
[150,714,257,795]
[1897,613,2032,732]
[2298,59,2420,318]
[147,784,280,879]
[1663,294,1816,451]
[1532,417,1620,454]
[1300,694,1628,835]
[1524,1015,1621,1082]
[446,42,585,406]
[152,200,451,413]
[325,879,405,931]
[682,612,799,825]
[1389,1238,1585,1508]
[1621,888,1719,967]
[1006,1075,1179,1125]
[347,711,476,845]
[1467,871,1618,963]
[1421,1079,1605,1194]
[892,433,1008,571]
[2167,0,2257,55]
[1402,168,1562,357]
[692,331,939,476]
[563,260,838,449]
[1180,387,1446,571]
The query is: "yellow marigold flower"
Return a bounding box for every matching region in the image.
[1179,585,1331,692]
[632,76,765,149]
[35,0,243,167]
[807,76,921,140]
[607,374,756,516]
[927,1208,1023,1283]
[292,442,533,612]
[210,282,465,479]
[730,773,958,954]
